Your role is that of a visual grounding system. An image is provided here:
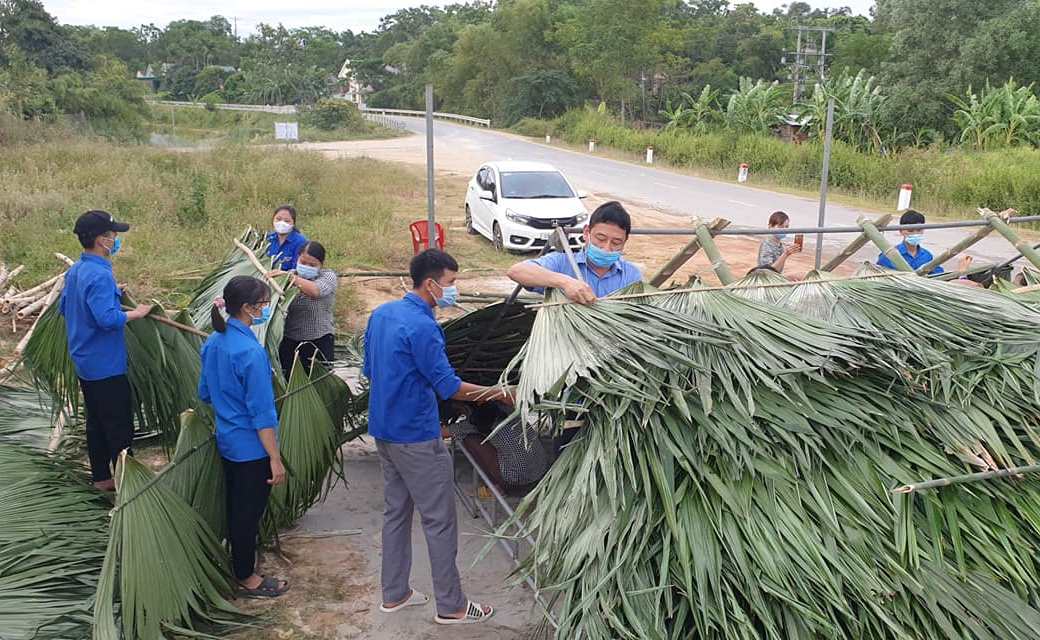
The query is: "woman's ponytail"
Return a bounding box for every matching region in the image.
[215,276,270,331]
[211,303,227,332]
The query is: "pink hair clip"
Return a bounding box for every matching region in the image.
[213,297,226,310]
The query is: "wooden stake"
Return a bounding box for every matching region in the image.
[821,213,893,272]
[858,216,912,271]
[649,218,730,287]
[234,238,285,295]
[120,305,209,338]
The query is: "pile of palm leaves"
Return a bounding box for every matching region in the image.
[497,267,1040,640]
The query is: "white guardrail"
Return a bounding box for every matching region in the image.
[151,100,491,127]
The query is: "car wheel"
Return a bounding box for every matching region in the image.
[465,205,478,235]
[492,222,504,251]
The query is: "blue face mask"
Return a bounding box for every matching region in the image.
[432,281,458,308]
[296,264,320,280]
[586,243,621,268]
[905,234,924,247]
[775,233,788,241]
[250,304,272,326]
[103,236,122,257]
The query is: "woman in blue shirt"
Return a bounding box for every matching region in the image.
[266,204,308,271]
[198,275,289,598]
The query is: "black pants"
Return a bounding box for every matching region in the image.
[222,457,272,581]
[278,333,334,379]
[79,374,134,482]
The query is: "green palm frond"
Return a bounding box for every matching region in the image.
[165,410,226,540]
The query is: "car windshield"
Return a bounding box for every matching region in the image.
[500,171,575,199]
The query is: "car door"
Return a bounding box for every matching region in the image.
[468,167,492,235]
[481,167,500,230]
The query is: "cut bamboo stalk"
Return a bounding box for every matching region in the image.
[554,227,585,284]
[6,272,64,301]
[858,216,912,272]
[979,207,1040,270]
[822,213,893,272]
[15,275,64,354]
[893,462,1040,494]
[54,252,74,266]
[16,288,57,319]
[233,238,285,295]
[528,271,913,308]
[692,217,736,284]
[0,264,24,290]
[916,223,996,275]
[650,218,730,287]
[120,304,210,338]
[47,403,73,453]
[1012,283,1040,294]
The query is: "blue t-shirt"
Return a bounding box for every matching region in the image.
[363,293,462,444]
[59,253,128,381]
[198,318,279,462]
[877,243,944,274]
[526,250,642,297]
[266,228,308,271]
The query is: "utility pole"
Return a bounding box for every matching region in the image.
[814,97,835,270]
[425,84,436,248]
[783,25,835,101]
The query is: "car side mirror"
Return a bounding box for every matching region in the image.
[479,189,495,201]
[577,190,589,199]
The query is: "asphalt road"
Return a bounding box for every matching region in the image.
[388,116,1027,268]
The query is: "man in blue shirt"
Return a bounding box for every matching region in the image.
[877,209,944,275]
[60,210,152,490]
[507,200,642,303]
[364,249,507,626]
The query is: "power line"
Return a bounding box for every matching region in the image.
[781,25,836,102]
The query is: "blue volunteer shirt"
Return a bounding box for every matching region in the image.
[198,318,279,462]
[526,250,642,298]
[59,253,128,381]
[363,293,462,444]
[266,229,308,271]
[877,243,944,275]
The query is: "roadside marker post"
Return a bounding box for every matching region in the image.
[425,84,436,249]
[646,146,654,164]
[588,139,596,153]
[898,184,913,211]
[545,134,551,144]
[737,163,749,183]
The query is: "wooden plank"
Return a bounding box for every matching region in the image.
[649,218,730,287]
[821,212,894,272]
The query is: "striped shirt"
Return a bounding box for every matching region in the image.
[283,269,337,341]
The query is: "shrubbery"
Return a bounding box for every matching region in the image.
[301,98,364,131]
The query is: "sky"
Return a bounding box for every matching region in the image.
[44,1,875,35]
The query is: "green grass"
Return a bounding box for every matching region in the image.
[515,110,1040,221]
[0,131,509,321]
[147,105,404,145]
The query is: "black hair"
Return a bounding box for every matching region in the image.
[274,204,297,224]
[410,248,459,288]
[899,209,925,226]
[211,275,270,333]
[746,265,779,276]
[300,240,326,264]
[77,233,99,249]
[588,201,632,236]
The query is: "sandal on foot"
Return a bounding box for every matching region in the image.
[380,589,429,613]
[434,601,495,625]
[239,575,289,598]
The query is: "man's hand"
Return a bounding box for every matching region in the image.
[561,278,597,305]
[268,457,286,486]
[495,386,516,407]
[126,304,153,321]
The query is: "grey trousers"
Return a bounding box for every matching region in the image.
[376,438,466,616]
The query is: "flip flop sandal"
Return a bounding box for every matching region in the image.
[380,589,430,613]
[434,600,495,625]
[239,575,289,599]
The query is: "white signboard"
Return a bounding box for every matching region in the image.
[274,122,299,141]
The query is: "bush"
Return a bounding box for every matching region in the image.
[511,117,553,138]
[200,92,222,112]
[301,98,364,131]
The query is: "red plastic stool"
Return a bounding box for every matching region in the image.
[410,220,446,255]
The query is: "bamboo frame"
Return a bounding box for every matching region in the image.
[528,271,913,309]
[821,213,894,272]
[692,217,736,285]
[893,463,1040,494]
[979,208,1040,271]
[555,227,585,284]
[858,216,913,272]
[649,218,730,287]
[233,238,286,295]
[916,222,996,274]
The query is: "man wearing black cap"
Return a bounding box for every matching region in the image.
[61,210,152,490]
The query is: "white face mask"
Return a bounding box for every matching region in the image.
[273,220,294,235]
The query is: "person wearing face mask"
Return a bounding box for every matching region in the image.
[756,210,801,273]
[265,204,308,272]
[198,275,289,599]
[363,249,510,626]
[274,241,337,379]
[60,210,153,491]
[506,201,642,304]
[877,209,944,274]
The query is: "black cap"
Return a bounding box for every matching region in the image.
[73,210,130,237]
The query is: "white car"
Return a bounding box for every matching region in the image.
[464,161,587,252]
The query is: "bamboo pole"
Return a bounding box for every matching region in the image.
[15,293,53,319]
[979,207,1040,271]
[555,227,585,284]
[692,217,735,285]
[54,253,74,267]
[233,238,286,295]
[6,272,64,301]
[649,218,730,287]
[15,275,64,354]
[893,463,1040,494]
[529,271,913,309]
[858,216,912,272]
[916,223,996,275]
[0,264,24,290]
[120,304,209,338]
[821,213,893,272]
